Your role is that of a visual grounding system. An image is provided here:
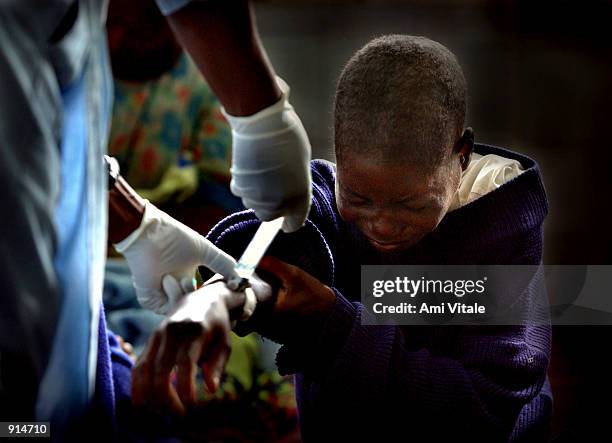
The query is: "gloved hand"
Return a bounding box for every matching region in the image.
[114,201,239,315]
[222,77,312,233]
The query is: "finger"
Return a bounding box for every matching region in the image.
[152,329,187,416]
[175,338,201,408]
[198,237,239,280]
[201,324,231,393]
[257,256,301,286]
[281,204,309,233]
[132,329,162,407]
[281,216,302,233]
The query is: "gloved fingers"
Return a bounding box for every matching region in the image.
[280,196,311,233]
[234,193,289,224]
[282,216,306,233]
[227,92,313,233]
[231,180,311,232]
[197,237,239,281]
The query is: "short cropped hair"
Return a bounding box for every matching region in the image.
[334,35,467,168]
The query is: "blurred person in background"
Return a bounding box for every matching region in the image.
[0,0,311,440]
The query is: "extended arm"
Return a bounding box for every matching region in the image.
[164,0,280,117]
[157,0,312,232]
[108,168,239,314]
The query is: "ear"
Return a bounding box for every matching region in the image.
[454,127,475,171]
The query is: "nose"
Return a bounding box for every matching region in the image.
[367,210,401,241]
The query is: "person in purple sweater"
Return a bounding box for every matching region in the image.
[135,35,551,442]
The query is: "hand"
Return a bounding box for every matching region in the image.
[114,202,239,315]
[131,276,272,416]
[223,77,312,233]
[255,256,336,344]
[162,273,274,315]
[131,282,231,416]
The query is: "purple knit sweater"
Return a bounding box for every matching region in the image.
[204,144,552,442]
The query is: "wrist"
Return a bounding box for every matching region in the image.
[108,176,146,244]
[221,76,291,135]
[201,276,248,320]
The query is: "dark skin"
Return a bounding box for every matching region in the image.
[107,3,310,411]
[107,0,284,241]
[131,128,474,414]
[336,128,474,252]
[107,0,280,112]
[108,176,146,244]
[131,256,335,415]
[166,0,281,116]
[132,278,233,415]
[107,0,183,82]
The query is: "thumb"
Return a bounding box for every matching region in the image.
[281,204,309,233]
[257,256,301,286]
[281,215,304,233]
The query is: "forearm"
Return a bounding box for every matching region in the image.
[165,0,281,116]
[108,176,146,244]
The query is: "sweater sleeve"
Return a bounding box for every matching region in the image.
[286,287,550,440]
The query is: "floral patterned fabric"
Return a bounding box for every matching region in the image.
[108,53,232,199]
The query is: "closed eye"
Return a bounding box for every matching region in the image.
[340,188,372,205]
[347,196,371,206]
[400,202,427,211]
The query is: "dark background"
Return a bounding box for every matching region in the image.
[253,0,612,439]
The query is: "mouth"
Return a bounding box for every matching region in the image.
[366,237,411,252]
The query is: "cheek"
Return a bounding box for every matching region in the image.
[336,200,362,224]
[384,207,449,242]
[396,212,437,237]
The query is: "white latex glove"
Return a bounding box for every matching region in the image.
[222,77,312,233]
[114,201,239,315]
[162,272,273,320]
